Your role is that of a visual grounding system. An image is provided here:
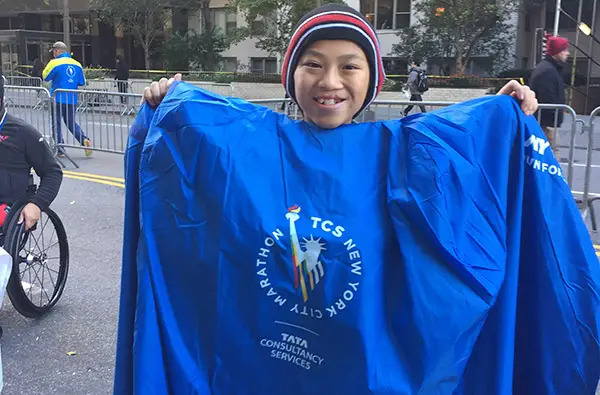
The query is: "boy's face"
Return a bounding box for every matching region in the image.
[293,40,370,129]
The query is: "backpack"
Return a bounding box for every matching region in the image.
[416,69,429,93]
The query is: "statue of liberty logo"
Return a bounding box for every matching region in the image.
[285,205,326,303]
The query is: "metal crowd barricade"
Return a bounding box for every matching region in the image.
[85,79,132,93]
[188,82,234,97]
[535,104,579,189]
[359,99,457,121]
[3,85,53,149]
[585,107,599,231]
[5,76,42,87]
[535,104,596,227]
[247,98,458,121]
[248,98,301,119]
[130,80,234,97]
[52,89,142,159]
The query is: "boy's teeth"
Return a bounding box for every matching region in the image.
[318,98,336,105]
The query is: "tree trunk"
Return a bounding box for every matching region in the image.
[200,0,215,71]
[144,46,151,73]
[200,0,211,31]
[455,51,468,75]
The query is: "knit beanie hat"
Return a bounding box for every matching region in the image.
[281,3,385,117]
[546,34,569,56]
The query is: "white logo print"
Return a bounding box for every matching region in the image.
[286,208,326,298]
[524,135,551,155]
[256,206,363,371]
[66,65,75,77]
[255,205,362,319]
[524,134,564,179]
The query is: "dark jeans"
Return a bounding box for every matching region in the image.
[54,103,87,145]
[404,94,427,115]
[117,80,128,104]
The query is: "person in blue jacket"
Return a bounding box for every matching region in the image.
[43,41,92,157]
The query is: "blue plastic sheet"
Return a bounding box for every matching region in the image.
[114,83,600,394]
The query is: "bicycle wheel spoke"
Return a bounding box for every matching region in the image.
[41,266,59,274]
[29,231,43,257]
[26,232,34,256]
[31,263,50,306]
[41,241,60,255]
[27,264,33,300]
[44,263,57,290]
[20,261,39,276]
[40,214,48,250]
[43,226,57,255]
[40,262,45,306]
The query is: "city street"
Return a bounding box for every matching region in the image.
[0,98,599,394]
[0,150,124,395]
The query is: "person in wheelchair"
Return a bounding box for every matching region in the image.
[0,73,63,244]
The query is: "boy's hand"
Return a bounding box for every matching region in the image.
[497,80,538,116]
[141,73,182,107]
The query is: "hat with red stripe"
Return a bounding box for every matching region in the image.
[281,3,385,117]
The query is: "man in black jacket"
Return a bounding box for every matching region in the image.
[529,35,569,159]
[115,55,130,104]
[0,74,62,233]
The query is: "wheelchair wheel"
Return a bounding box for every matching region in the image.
[4,206,69,318]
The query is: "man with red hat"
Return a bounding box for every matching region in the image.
[529,34,570,159]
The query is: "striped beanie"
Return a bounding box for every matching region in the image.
[281,3,385,116]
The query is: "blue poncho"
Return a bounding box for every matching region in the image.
[115,82,600,394]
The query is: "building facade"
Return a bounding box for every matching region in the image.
[0,0,596,89]
[187,0,276,73]
[0,0,120,73]
[210,0,523,76]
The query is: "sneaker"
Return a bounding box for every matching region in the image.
[83,138,93,157]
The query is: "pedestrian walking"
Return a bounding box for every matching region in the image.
[403,61,428,116]
[30,58,43,80]
[43,41,92,157]
[115,55,130,104]
[529,34,569,159]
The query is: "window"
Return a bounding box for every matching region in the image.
[395,0,410,29]
[545,0,595,31]
[251,57,277,74]
[210,8,237,35]
[382,57,407,74]
[251,19,265,35]
[221,57,237,72]
[361,0,411,30]
[250,15,276,36]
[50,15,63,32]
[226,12,237,34]
[71,16,90,35]
[24,14,42,30]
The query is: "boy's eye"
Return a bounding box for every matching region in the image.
[302,61,321,68]
[343,64,360,70]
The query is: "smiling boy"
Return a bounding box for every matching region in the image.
[144,5,537,126]
[118,5,600,395]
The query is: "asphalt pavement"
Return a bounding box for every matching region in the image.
[0,99,598,394]
[0,150,124,395]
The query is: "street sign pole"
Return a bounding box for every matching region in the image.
[553,0,562,36]
[63,0,70,49]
